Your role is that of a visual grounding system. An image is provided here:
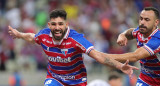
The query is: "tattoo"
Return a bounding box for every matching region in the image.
[104,58,116,67]
[125,29,134,40]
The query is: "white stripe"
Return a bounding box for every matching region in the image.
[86,46,94,54]
[144,45,154,55]
[150,28,158,36]
[64,27,70,39]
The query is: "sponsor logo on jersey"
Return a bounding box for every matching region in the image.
[48,56,71,63]
[53,74,75,80]
[62,42,71,45]
[42,38,52,44]
[42,38,46,41]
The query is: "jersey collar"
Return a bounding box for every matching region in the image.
[149,27,158,37]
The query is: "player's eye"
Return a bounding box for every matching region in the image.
[51,23,56,25]
[59,22,64,26]
[145,18,150,21]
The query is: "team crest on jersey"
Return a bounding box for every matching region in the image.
[61,49,68,56]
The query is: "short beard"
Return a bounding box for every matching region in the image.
[52,29,67,41]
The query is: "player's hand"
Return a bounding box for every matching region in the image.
[121,60,139,78]
[8,26,21,39]
[117,34,128,46]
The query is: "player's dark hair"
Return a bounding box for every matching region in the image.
[144,7,159,19]
[108,74,121,81]
[49,9,67,20]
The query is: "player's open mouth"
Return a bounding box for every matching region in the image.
[54,31,62,37]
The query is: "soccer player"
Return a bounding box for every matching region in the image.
[8,9,138,86]
[110,7,160,86]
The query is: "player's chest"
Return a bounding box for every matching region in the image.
[41,38,78,56]
[41,37,75,48]
[136,34,151,47]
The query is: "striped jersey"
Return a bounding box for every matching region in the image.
[132,27,160,85]
[34,27,94,86]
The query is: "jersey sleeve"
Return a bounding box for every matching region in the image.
[132,27,139,38]
[34,30,43,45]
[73,34,94,54]
[143,37,160,55]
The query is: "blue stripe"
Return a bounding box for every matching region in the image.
[68,48,76,54]
[49,61,83,70]
[141,70,160,78]
[140,59,159,63]
[140,62,160,71]
[71,54,82,60]
[48,67,86,76]
[143,65,160,70]
[41,43,76,54]
[35,28,50,37]
[49,47,61,53]
[66,68,86,76]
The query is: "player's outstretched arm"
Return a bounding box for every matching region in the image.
[89,49,139,78]
[8,26,35,43]
[117,28,135,46]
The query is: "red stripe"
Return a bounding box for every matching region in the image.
[154,70,160,74]
[151,29,158,36]
[47,69,53,77]
[43,49,63,57]
[140,73,160,85]
[49,64,86,75]
[71,38,87,53]
[145,55,157,60]
[75,72,87,80]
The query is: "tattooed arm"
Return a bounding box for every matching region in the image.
[117,28,135,46]
[89,49,139,77]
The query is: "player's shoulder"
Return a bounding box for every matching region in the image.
[68,29,84,39]
[35,28,50,37]
[151,29,160,39]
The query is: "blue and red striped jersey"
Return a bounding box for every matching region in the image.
[34,27,94,85]
[132,27,160,85]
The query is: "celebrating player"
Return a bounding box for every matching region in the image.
[110,7,160,86]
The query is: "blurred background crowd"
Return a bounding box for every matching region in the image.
[0,0,160,86]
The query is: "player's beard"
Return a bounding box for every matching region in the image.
[51,28,67,41]
[139,24,148,34]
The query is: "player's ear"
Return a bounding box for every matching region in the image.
[66,22,69,28]
[155,19,159,26]
[48,22,51,28]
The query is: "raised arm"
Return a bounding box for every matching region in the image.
[8,26,35,43]
[89,49,139,77]
[103,47,150,63]
[117,28,135,46]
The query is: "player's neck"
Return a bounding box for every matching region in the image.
[143,27,157,38]
[53,38,61,42]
